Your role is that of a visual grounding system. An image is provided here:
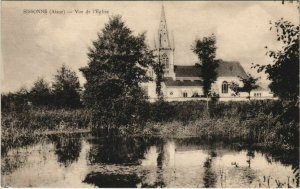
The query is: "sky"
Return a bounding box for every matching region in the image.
[1,1,299,93]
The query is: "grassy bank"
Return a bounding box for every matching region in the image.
[1,108,92,155]
[1,100,299,152]
[104,100,299,150]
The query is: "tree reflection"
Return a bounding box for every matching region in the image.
[138,139,168,188]
[87,137,154,165]
[261,148,299,187]
[1,149,28,175]
[83,172,141,188]
[155,140,166,187]
[203,150,217,188]
[246,150,255,168]
[49,134,82,167]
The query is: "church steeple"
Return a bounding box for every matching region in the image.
[159,4,171,49]
[156,4,175,79]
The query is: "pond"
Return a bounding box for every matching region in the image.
[1,133,299,188]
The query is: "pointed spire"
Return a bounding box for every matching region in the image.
[158,3,170,49]
[172,31,175,50]
[161,4,166,20]
[153,35,157,49]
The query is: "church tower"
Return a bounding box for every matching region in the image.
[156,4,175,79]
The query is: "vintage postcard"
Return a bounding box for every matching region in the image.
[1,0,299,188]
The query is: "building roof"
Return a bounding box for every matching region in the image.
[217,60,248,78]
[174,65,201,77]
[174,60,248,78]
[253,86,268,91]
[164,78,203,87]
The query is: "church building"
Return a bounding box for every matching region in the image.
[143,5,274,102]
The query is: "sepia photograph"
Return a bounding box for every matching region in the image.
[1,0,299,188]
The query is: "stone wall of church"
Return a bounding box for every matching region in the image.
[164,86,203,99]
[213,77,243,97]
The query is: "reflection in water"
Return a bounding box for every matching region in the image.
[49,135,82,167]
[87,137,155,165]
[246,150,255,168]
[1,135,299,188]
[155,140,166,188]
[83,172,140,188]
[203,151,217,188]
[1,148,29,175]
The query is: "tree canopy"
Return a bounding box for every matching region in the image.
[193,34,219,97]
[52,64,81,108]
[80,15,154,127]
[253,19,299,101]
[30,77,51,106]
[239,74,259,100]
[229,73,259,99]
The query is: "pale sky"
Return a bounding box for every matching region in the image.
[1,1,299,92]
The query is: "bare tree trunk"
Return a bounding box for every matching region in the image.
[206,95,209,117]
[207,95,209,109]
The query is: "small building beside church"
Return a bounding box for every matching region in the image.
[143,5,274,102]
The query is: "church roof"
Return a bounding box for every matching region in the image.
[217,60,248,78]
[253,86,268,91]
[164,78,203,87]
[174,65,201,77]
[174,60,248,78]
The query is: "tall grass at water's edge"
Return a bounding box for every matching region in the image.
[1,108,92,155]
[1,100,299,151]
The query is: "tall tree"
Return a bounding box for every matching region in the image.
[253,19,299,101]
[80,15,154,127]
[193,34,219,97]
[13,86,30,112]
[30,77,52,106]
[152,62,164,100]
[239,74,259,100]
[52,64,81,108]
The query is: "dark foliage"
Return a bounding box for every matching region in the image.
[1,87,30,112]
[253,19,299,101]
[152,62,165,100]
[52,65,81,108]
[29,78,52,106]
[2,66,81,110]
[149,100,176,122]
[80,15,154,128]
[193,34,219,97]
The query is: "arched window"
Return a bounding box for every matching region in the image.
[160,53,169,69]
[183,92,188,98]
[222,81,228,94]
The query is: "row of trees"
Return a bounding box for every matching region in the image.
[2,65,81,110]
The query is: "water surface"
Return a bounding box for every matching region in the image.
[1,134,299,188]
